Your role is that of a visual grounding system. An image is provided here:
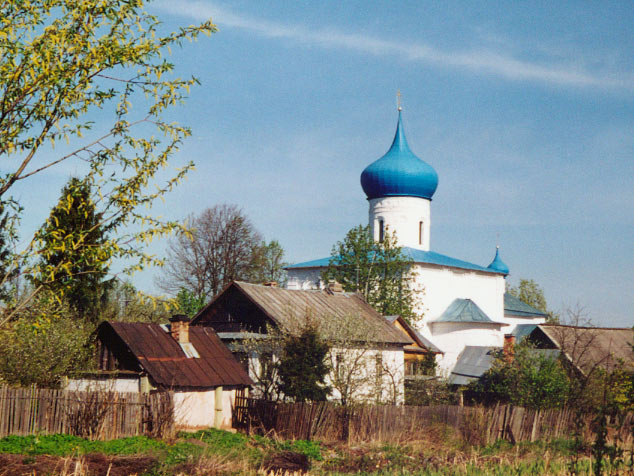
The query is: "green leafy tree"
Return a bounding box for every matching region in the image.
[248,240,288,285]
[0,0,214,325]
[467,344,570,410]
[508,278,559,322]
[0,294,92,387]
[99,279,170,323]
[322,225,420,323]
[175,287,206,318]
[33,178,111,321]
[277,325,331,402]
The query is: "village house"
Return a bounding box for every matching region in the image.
[67,315,252,429]
[190,281,424,404]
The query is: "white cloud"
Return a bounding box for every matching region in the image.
[156,0,634,91]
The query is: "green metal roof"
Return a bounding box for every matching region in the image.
[435,298,496,323]
[504,293,548,318]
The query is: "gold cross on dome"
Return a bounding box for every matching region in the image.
[397,90,402,111]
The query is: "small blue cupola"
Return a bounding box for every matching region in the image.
[360,110,439,200]
[487,246,509,276]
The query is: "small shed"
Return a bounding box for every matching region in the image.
[69,316,252,429]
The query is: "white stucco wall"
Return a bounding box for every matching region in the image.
[430,322,504,374]
[173,388,238,429]
[286,268,323,290]
[66,377,141,393]
[369,196,431,250]
[412,265,505,325]
[326,347,405,405]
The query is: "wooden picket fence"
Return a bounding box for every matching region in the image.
[234,398,634,445]
[0,386,174,440]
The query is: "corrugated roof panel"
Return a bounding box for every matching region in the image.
[233,281,412,345]
[99,322,252,389]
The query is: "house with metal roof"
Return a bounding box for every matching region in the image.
[67,316,252,429]
[191,281,415,404]
[285,106,547,374]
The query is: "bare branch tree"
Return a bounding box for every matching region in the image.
[157,204,262,300]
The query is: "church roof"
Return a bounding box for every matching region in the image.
[487,246,509,275]
[504,293,548,318]
[287,247,505,275]
[360,111,438,200]
[434,298,498,324]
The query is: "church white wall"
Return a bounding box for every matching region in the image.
[412,265,505,325]
[369,196,431,250]
[286,268,323,290]
[431,323,504,374]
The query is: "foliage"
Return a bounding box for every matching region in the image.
[32,178,111,322]
[405,378,459,406]
[98,279,170,323]
[158,204,284,301]
[467,344,570,409]
[317,312,394,405]
[0,295,92,387]
[322,224,421,324]
[175,287,206,318]
[237,326,282,400]
[248,239,288,285]
[277,324,331,402]
[0,202,19,303]
[508,278,559,322]
[0,0,214,325]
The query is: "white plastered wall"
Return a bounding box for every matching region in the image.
[66,377,141,393]
[369,196,431,250]
[411,264,505,326]
[326,346,405,405]
[173,388,238,429]
[430,323,504,374]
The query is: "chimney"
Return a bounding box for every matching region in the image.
[503,334,515,361]
[263,281,278,287]
[328,281,343,293]
[169,314,190,344]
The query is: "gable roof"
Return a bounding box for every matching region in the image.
[386,315,443,353]
[195,281,412,346]
[97,321,252,389]
[537,324,634,374]
[434,298,499,324]
[286,247,505,275]
[504,293,548,319]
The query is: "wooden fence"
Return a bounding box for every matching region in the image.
[0,386,174,440]
[234,398,634,445]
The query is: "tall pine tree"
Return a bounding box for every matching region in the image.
[35,178,111,322]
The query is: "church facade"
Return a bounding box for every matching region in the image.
[286,109,545,374]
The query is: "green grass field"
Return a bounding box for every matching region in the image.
[0,429,631,475]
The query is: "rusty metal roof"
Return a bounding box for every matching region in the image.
[98,321,252,389]
[538,324,634,374]
[201,281,412,346]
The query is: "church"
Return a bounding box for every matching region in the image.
[285,106,546,374]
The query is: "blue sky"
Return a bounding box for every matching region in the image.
[12,1,634,327]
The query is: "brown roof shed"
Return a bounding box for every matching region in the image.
[96,321,252,389]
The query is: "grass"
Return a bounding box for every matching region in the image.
[0,430,630,475]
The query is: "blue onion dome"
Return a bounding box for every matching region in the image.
[361,111,439,200]
[487,246,509,275]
